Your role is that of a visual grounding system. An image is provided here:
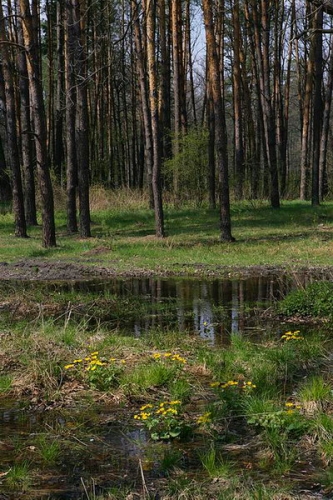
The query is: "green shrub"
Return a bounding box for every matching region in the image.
[279,281,333,318]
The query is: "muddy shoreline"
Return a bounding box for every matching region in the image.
[1,258,333,281]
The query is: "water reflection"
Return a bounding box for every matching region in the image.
[0,271,323,343]
[91,273,309,342]
[16,271,319,343]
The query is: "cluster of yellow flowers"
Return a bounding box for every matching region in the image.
[284,401,302,414]
[211,380,256,390]
[134,400,181,421]
[281,330,304,341]
[197,411,212,425]
[64,351,126,372]
[152,352,187,364]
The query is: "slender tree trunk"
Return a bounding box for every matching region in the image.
[184,0,197,124]
[16,5,37,225]
[54,0,65,183]
[20,0,56,247]
[72,0,91,237]
[207,80,216,209]
[65,0,78,233]
[300,3,314,200]
[0,1,27,237]
[202,0,234,242]
[146,0,165,237]
[312,7,323,206]
[132,0,154,206]
[319,36,333,200]
[232,0,244,200]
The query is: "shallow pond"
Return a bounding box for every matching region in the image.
[0,272,331,499]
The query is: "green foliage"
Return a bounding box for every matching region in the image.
[0,374,12,393]
[35,435,61,466]
[279,281,333,318]
[120,362,178,395]
[298,375,332,404]
[163,127,209,204]
[199,445,234,478]
[5,463,32,491]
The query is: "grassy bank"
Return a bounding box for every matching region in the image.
[1,195,333,273]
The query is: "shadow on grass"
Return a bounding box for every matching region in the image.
[96,203,333,241]
[2,202,332,249]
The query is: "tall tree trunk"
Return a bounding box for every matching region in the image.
[300,2,315,200]
[16,5,37,225]
[0,1,27,237]
[312,6,323,206]
[20,0,56,247]
[251,0,280,208]
[65,0,78,233]
[232,0,244,200]
[132,0,154,206]
[207,80,216,209]
[54,0,65,183]
[72,0,91,237]
[146,0,165,237]
[319,36,333,200]
[202,0,234,242]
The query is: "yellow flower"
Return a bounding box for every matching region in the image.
[210,382,221,387]
[73,359,82,363]
[197,412,211,424]
[285,402,294,407]
[140,404,153,411]
[170,400,181,405]
[64,364,74,370]
[90,351,99,356]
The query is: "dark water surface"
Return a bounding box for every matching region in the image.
[13,270,317,341]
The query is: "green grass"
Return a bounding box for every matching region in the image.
[1,199,333,272]
[199,446,234,478]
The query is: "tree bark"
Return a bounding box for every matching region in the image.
[20,0,56,247]
[65,0,78,233]
[132,0,154,205]
[72,0,91,237]
[0,1,27,238]
[202,0,234,242]
[312,7,323,206]
[146,0,165,237]
[16,4,37,226]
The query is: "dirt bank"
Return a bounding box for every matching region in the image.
[1,258,333,281]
